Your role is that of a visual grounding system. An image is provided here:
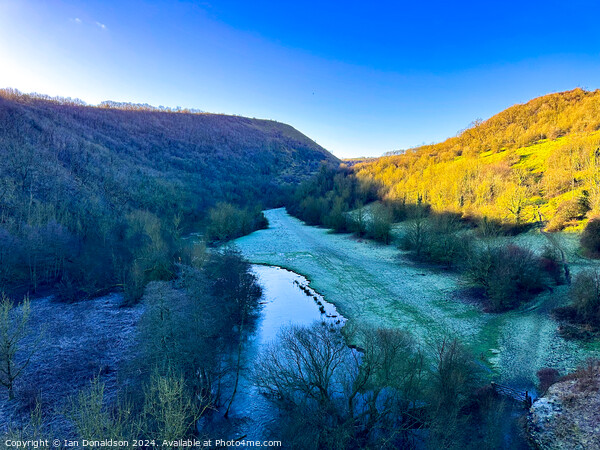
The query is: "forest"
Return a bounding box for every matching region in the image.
[0,89,336,302]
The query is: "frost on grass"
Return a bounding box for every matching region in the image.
[0,293,144,435]
[234,208,600,387]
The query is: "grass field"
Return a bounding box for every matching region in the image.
[234,208,600,390]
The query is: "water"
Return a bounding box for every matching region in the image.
[200,264,533,448]
[200,264,345,440]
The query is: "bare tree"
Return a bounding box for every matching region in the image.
[254,323,426,449]
[427,337,480,448]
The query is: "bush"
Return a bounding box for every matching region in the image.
[427,337,482,448]
[424,213,473,266]
[254,323,427,449]
[559,358,600,392]
[475,216,503,238]
[323,198,350,233]
[400,212,472,267]
[67,378,136,444]
[205,202,268,243]
[365,203,393,244]
[0,294,38,400]
[581,218,600,257]
[399,215,429,257]
[552,270,600,337]
[55,275,87,303]
[465,244,547,311]
[540,245,566,285]
[123,262,146,306]
[141,370,201,442]
[138,250,262,411]
[537,367,560,394]
[570,270,600,326]
[4,402,53,443]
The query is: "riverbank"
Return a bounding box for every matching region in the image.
[233,208,600,388]
[206,264,346,441]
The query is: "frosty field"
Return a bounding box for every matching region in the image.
[234,208,600,389]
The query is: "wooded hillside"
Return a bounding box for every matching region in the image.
[0,89,337,298]
[355,88,600,230]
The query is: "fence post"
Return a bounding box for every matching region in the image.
[525,391,532,408]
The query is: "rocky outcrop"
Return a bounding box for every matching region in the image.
[528,363,600,449]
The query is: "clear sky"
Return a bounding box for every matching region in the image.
[1,0,600,158]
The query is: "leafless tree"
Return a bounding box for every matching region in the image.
[254,323,427,449]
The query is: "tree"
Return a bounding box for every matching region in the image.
[570,270,600,326]
[141,370,202,444]
[254,323,426,449]
[465,244,546,310]
[67,377,136,445]
[138,250,263,415]
[581,218,600,257]
[498,184,528,225]
[399,206,429,258]
[427,337,480,448]
[367,204,392,244]
[0,294,38,400]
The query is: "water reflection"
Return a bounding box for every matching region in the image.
[200,265,345,440]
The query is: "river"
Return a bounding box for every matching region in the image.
[200,264,345,440]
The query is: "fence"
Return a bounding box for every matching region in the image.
[491,382,533,408]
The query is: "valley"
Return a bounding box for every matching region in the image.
[2,88,600,448]
[234,208,600,389]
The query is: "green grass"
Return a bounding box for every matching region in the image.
[234,208,600,389]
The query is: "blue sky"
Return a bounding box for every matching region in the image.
[1,0,600,157]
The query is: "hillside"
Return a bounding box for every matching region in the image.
[0,89,337,298]
[0,89,336,215]
[355,88,600,230]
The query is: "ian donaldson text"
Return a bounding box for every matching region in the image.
[4,439,283,448]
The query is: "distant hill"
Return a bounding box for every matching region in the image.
[0,89,337,219]
[355,88,600,230]
[0,89,337,297]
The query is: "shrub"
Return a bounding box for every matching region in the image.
[540,245,566,285]
[365,203,393,244]
[552,270,600,336]
[141,371,201,442]
[55,275,87,303]
[399,216,429,257]
[400,212,472,267]
[205,202,268,243]
[465,245,546,311]
[399,206,431,253]
[475,216,503,238]
[581,218,600,257]
[323,199,350,233]
[123,262,146,306]
[254,323,427,449]
[4,402,53,443]
[423,213,473,267]
[559,358,600,392]
[427,337,481,448]
[0,294,39,400]
[537,367,560,394]
[138,250,262,412]
[347,203,368,236]
[67,378,136,443]
[570,270,600,326]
